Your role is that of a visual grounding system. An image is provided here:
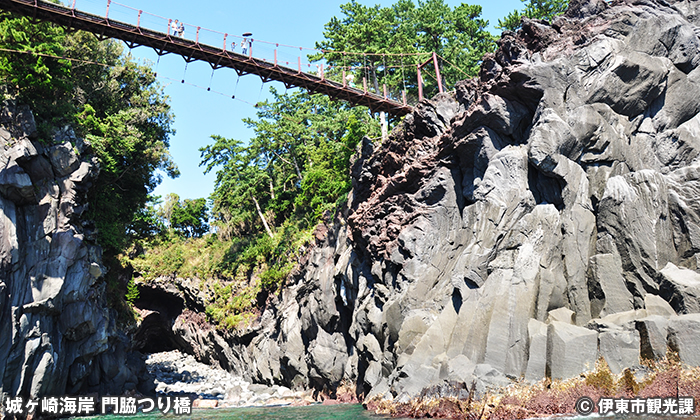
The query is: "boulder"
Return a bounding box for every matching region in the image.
[591,309,649,331]
[308,329,348,386]
[598,329,640,374]
[546,307,576,324]
[645,294,676,317]
[636,316,669,361]
[588,254,634,317]
[659,262,700,314]
[547,321,598,380]
[48,142,80,177]
[472,364,510,397]
[446,354,475,385]
[0,160,33,203]
[667,313,700,366]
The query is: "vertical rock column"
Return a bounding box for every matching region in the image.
[0,101,131,398]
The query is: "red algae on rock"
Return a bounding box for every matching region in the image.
[366,357,700,419]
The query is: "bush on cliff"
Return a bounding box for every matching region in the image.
[497,0,569,31]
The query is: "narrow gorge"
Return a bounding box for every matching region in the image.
[4,0,700,409]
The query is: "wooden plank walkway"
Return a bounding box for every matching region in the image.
[0,0,414,117]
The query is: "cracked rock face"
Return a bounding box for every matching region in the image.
[207,0,700,401]
[0,99,145,398]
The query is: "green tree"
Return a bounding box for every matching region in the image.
[77,54,179,253]
[201,89,378,239]
[170,197,210,238]
[128,194,166,240]
[0,13,178,254]
[0,12,72,130]
[497,0,569,31]
[312,0,495,99]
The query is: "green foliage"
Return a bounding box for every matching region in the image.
[166,194,210,238]
[0,13,178,329]
[0,13,178,255]
[77,55,178,253]
[163,80,378,330]
[125,277,140,303]
[497,0,569,31]
[205,281,258,330]
[311,0,496,98]
[125,231,226,280]
[201,88,377,240]
[128,194,166,240]
[294,113,363,220]
[0,11,72,128]
[259,264,293,290]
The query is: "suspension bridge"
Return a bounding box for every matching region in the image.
[0,0,450,117]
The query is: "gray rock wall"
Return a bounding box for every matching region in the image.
[111,0,700,404]
[214,0,700,401]
[0,99,143,399]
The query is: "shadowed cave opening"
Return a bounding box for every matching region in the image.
[131,284,185,354]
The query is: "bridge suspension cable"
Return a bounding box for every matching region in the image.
[0,0,420,116]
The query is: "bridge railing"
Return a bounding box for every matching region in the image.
[9,0,437,113]
[75,0,330,71]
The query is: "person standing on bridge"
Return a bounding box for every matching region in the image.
[241,38,249,55]
[177,21,185,37]
[171,19,179,36]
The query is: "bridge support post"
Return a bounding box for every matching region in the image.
[363,77,367,94]
[196,27,200,44]
[342,70,346,87]
[223,34,228,52]
[433,52,443,94]
[105,0,110,21]
[402,90,407,106]
[381,111,388,142]
[417,64,423,101]
[137,10,142,28]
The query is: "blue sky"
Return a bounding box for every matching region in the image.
[72,0,522,201]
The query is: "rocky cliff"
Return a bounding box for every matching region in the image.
[0,99,146,399]
[190,0,700,401]
[7,0,700,406]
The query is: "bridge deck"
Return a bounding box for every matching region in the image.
[0,0,414,117]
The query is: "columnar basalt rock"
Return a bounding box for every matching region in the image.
[211,0,700,401]
[12,0,700,403]
[0,99,145,398]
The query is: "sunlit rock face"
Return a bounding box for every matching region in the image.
[47,0,700,402]
[0,100,146,398]
[218,0,700,401]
